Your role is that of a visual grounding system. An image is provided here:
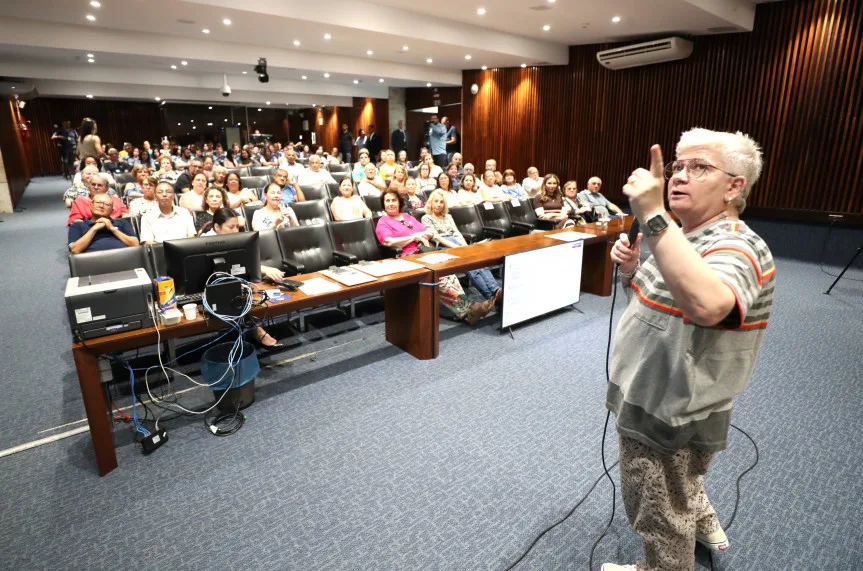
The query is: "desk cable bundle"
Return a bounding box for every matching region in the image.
[505,221,761,571]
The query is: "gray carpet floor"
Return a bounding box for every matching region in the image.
[1,177,862,570]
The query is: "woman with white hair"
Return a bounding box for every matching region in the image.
[602,129,775,571]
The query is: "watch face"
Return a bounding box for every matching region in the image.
[647,214,668,233]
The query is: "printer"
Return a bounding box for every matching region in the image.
[65,268,154,340]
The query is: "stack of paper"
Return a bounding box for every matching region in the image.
[547,231,594,242]
[416,253,459,264]
[320,268,378,286]
[298,277,342,295]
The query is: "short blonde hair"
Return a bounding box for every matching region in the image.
[426,189,450,216]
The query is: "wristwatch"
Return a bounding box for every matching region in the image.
[641,211,672,238]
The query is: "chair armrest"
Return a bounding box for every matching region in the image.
[461,231,478,244]
[482,226,506,240]
[333,250,359,265]
[379,245,400,259]
[534,218,558,231]
[280,257,304,276]
[511,221,534,235]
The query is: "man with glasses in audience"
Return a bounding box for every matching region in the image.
[68,194,139,254]
[139,182,196,244]
[63,165,99,208]
[173,158,203,194]
[578,176,624,217]
[103,148,132,175]
[428,114,447,169]
[278,148,305,180]
[298,155,336,185]
[273,168,306,206]
[67,174,129,225]
[522,166,543,197]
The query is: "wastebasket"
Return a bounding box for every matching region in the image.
[201,342,260,412]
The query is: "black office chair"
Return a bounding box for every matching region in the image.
[449,205,505,243]
[242,204,265,229]
[114,172,136,186]
[363,195,384,218]
[299,184,327,201]
[257,229,282,270]
[328,219,396,263]
[407,167,419,179]
[291,199,330,226]
[324,181,342,200]
[297,158,309,167]
[477,202,533,237]
[69,245,154,278]
[327,164,350,175]
[409,208,427,222]
[249,166,275,177]
[129,214,142,237]
[149,243,166,276]
[276,224,335,275]
[241,175,271,190]
[227,167,250,178]
[504,197,540,227]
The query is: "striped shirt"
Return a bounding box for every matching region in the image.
[607,218,775,453]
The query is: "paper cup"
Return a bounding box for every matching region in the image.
[182,303,198,320]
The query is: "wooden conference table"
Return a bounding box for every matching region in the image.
[72,216,632,476]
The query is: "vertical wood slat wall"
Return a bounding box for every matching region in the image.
[0,101,31,206]
[462,0,863,216]
[24,98,166,176]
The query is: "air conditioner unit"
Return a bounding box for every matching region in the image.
[596,37,693,70]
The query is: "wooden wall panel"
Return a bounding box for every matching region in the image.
[463,0,863,217]
[25,98,166,176]
[0,100,31,206]
[351,97,389,160]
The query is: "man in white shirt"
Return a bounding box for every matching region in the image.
[278,148,306,179]
[139,182,197,244]
[358,164,386,197]
[297,155,336,185]
[522,166,543,197]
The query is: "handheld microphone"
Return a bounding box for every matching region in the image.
[627,217,640,246]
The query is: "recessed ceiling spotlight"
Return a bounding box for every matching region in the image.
[170,65,177,69]
[293,40,301,46]
[477,7,486,15]
[402,45,409,51]
[521,63,527,67]
[181,60,188,66]
[323,33,332,40]
[353,79,359,84]
[193,126,197,129]
[547,0,556,3]
[426,58,433,64]
[543,24,551,31]
[208,106,213,109]
[177,122,181,126]
[481,65,487,70]
[312,104,316,107]
[266,101,271,105]
[202,28,210,34]
[222,18,231,25]
[85,14,96,21]
[242,71,247,74]
[611,16,621,23]
[426,82,432,87]
[224,118,228,121]
[90,1,101,7]
[367,50,373,56]
[88,58,95,63]
[465,55,472,60]
[86,94,93,98]
[207,122,213,126]
[191,120,194,123]
[155,97,161,101]
[301,75,307,80]
[86,53,94,58]
[257,108,262,111]
[379,78,385,83]
[323,73,330,78]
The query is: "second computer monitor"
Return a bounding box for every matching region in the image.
[163,232,262,294]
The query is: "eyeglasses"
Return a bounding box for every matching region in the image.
[665,160,738,180]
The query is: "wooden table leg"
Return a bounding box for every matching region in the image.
[384,280,439,360]
[72,346,118,476]
[581,240,615,297]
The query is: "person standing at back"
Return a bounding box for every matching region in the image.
[428,114,447,169]
[78,117,103,160]
[52,120,78,180]
[444,117,460,164]
[391,120,408,156]
[339,123,354,164]
[366,125,381,162]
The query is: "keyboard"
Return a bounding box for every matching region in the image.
[175,292,203,305]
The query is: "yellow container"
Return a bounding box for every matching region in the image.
[155,276,176,310]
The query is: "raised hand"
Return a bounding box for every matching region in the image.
[622,144,666,223]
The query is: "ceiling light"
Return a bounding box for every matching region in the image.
[88,58,95,63]
[266,101,271,105]
[207,122,213,126]
[426,58,433,64]
[10,86,14,89]
[191,120,194,123]
[155,97,161,101]
[208,106,213,109]
[367,50,373,56]
[547,0,556,3]
[312,104,316,107]
[293,40,301,46]
[177,122,181,126]
[181,60,188,66]
[223,18,231,25]
[85,14,96,21]
[521,63,527,68]
[611,16,621,23]
[481,65,487,70]
[465,55,472,60]
[323,73,330,78]
[224,118,228,121]
[202,28,210,34]
[170,65,177,69]
[90,1,101,7]
[323,33,331,40]
[301,75,307,80]
[426,82,432,87]
[242,71,247,74]
[379,78,385,83]
[402,45,409,51]
[477,7,486,15]
[86,53,94,58]
[257,108,262,111]
[353,79,359,84]
[193,126,197,129]
[543,24,551,31]
[86,94,93,98]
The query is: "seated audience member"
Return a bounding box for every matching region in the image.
[64,165,99,207]
[451,153,464,173]
[301,144,311,158]
[457,174,483,206]
[422,155,443,179]
[330,176,372,221]
[225,172,261,208]
[137,148,154,169]
[378,150,397,182]
[352,150,372,182]
[397,150,410,168]
[179,172,209,212]
[156,155,179,186]
[68,175,128,225]
[211,165,228,191]
[358,164,386,197]
[479,170,507,202]
[195,187,232,231]
[533,174,573,229]
[273,168,305,205]
[418,147,430,165]
[522,167,542,197]
[328,147,342,164]
[68,194,139,254]
[436,173,461,207]
[446,163,462,190]
[278,148,305,179]
[237,149,260,166]
[298,155,336,185]
[562,180,591,225]
[501,169,528,199]
[72,156,114,186]
[174,147,193,170]
[374,188,433,257]
[252,184,299,230]
[484,159,503,185]
[139,183,197,244]
[199,207,284,349]
[142,140,153,158]
[389,164,408,195]
[158,139,171,156]
[123,164,151,199]
[259,146,279,167]
[577,176,623,217]
[174,158,203,193]
[403,178,424,210]
[421,189,501,301]
[462,162,476,180]
[201,155,215,180]
[212,143,227,164]
[415,163,437,193]
[103,148,132,175]
[129,176,159,217]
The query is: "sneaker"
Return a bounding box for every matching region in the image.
[601,565,637,571]
[696,528,729,551]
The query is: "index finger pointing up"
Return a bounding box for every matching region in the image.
[650,144,665,179]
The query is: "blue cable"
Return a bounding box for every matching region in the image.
[125,363,150,437]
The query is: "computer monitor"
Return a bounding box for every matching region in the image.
[163,232,261,294]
